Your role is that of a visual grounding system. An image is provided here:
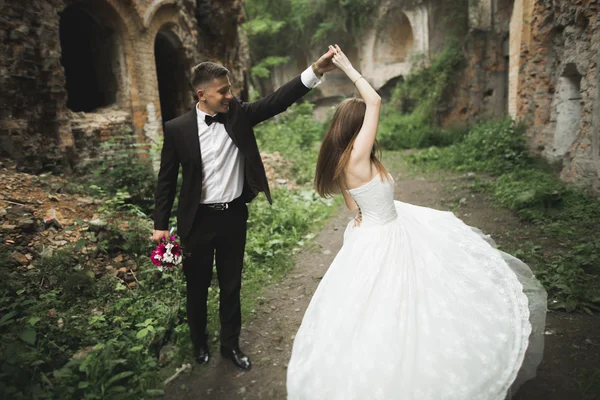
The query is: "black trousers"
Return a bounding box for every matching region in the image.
[181,197,248,350]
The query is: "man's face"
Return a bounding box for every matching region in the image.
[197,75,233,114]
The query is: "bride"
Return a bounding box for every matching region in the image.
[286,45,547,400]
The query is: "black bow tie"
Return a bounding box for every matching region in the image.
[205,113,225,126]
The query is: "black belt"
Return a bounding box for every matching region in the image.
[199,196,243,211]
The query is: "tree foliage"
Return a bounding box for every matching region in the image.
[243,0,380,83]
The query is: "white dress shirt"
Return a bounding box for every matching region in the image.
[196,66,322,204]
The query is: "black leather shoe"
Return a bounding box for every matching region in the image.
[220,345,252,370]
[194,344,210,364]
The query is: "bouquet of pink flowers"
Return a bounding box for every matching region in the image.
[151,233,182,272]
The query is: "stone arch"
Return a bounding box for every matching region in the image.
[360,5,427,90]
[373,10,414,65]
[59,0,130,112]
[378,75,404,101]
[143,0,177,29]
[105,0,144,30]
[143,6,196,143]
[146,2,196,63]
[552,63,582,157]
[154,26,191,123]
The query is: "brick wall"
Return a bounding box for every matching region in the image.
[0,0,247,172]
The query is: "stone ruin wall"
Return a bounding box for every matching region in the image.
[447,0,599,193]
[439,0,512,126]
[415,0,600,194]
[266,0,600,194]
[1,0,598,193]
[0,0,248,173]
[510,0,599,193]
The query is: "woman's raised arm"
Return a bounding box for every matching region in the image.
[330,45,381,164]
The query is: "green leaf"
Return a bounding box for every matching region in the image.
[108,386,127,393]
[40,371,54,388]
[0,311,17,326]
[136,328,149,339]
[251,56,290,79]
[243,17,285,36]
[19,327,36,346]
[53,367,73,379]
[28,316,41,326]
[75,239,87,251]
[554,283,572,294]
[106,371,135,387]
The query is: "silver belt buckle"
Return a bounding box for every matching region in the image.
[212,203,228,211]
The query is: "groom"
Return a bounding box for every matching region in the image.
[152,49,335,370]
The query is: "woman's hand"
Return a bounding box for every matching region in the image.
[330,44,354,73]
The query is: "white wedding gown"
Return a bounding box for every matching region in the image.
[287,173,547,400]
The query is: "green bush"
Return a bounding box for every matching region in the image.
[86,131,157,214]
[0,96,339,399]
[243,0,380,86]
[493,169,567,218]
[379,111,434,149]
[409,118,530,175]
[453,119,530,174]
[407,118,600,313]
[379,39,464,150]
[0,245,188,399]
[255,102,325,184]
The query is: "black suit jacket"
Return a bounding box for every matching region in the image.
[153,75,312,239]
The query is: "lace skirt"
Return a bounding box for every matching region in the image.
[286,201,546,400]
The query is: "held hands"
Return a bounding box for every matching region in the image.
[313,47,336,76]
[313,45,357,78]
[330,44,362,84]
[330,44,353,73]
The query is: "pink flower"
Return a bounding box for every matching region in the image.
[150,249,162,266]
[150,233,183,272]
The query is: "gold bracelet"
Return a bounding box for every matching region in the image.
[352,75,363,84]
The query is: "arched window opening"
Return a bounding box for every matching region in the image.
[155,30,189,123]
[59,4,118,112]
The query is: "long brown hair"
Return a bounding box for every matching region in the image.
[314,98,387,197]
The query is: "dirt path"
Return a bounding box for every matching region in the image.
[164,159,600,400]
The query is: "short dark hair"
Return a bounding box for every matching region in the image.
[191,62,230,90]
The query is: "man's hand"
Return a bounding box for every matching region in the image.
[152,230,170,243]
[312,48,336,77]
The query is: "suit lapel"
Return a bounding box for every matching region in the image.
[181,109,201,165]
[224,111,241,150]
